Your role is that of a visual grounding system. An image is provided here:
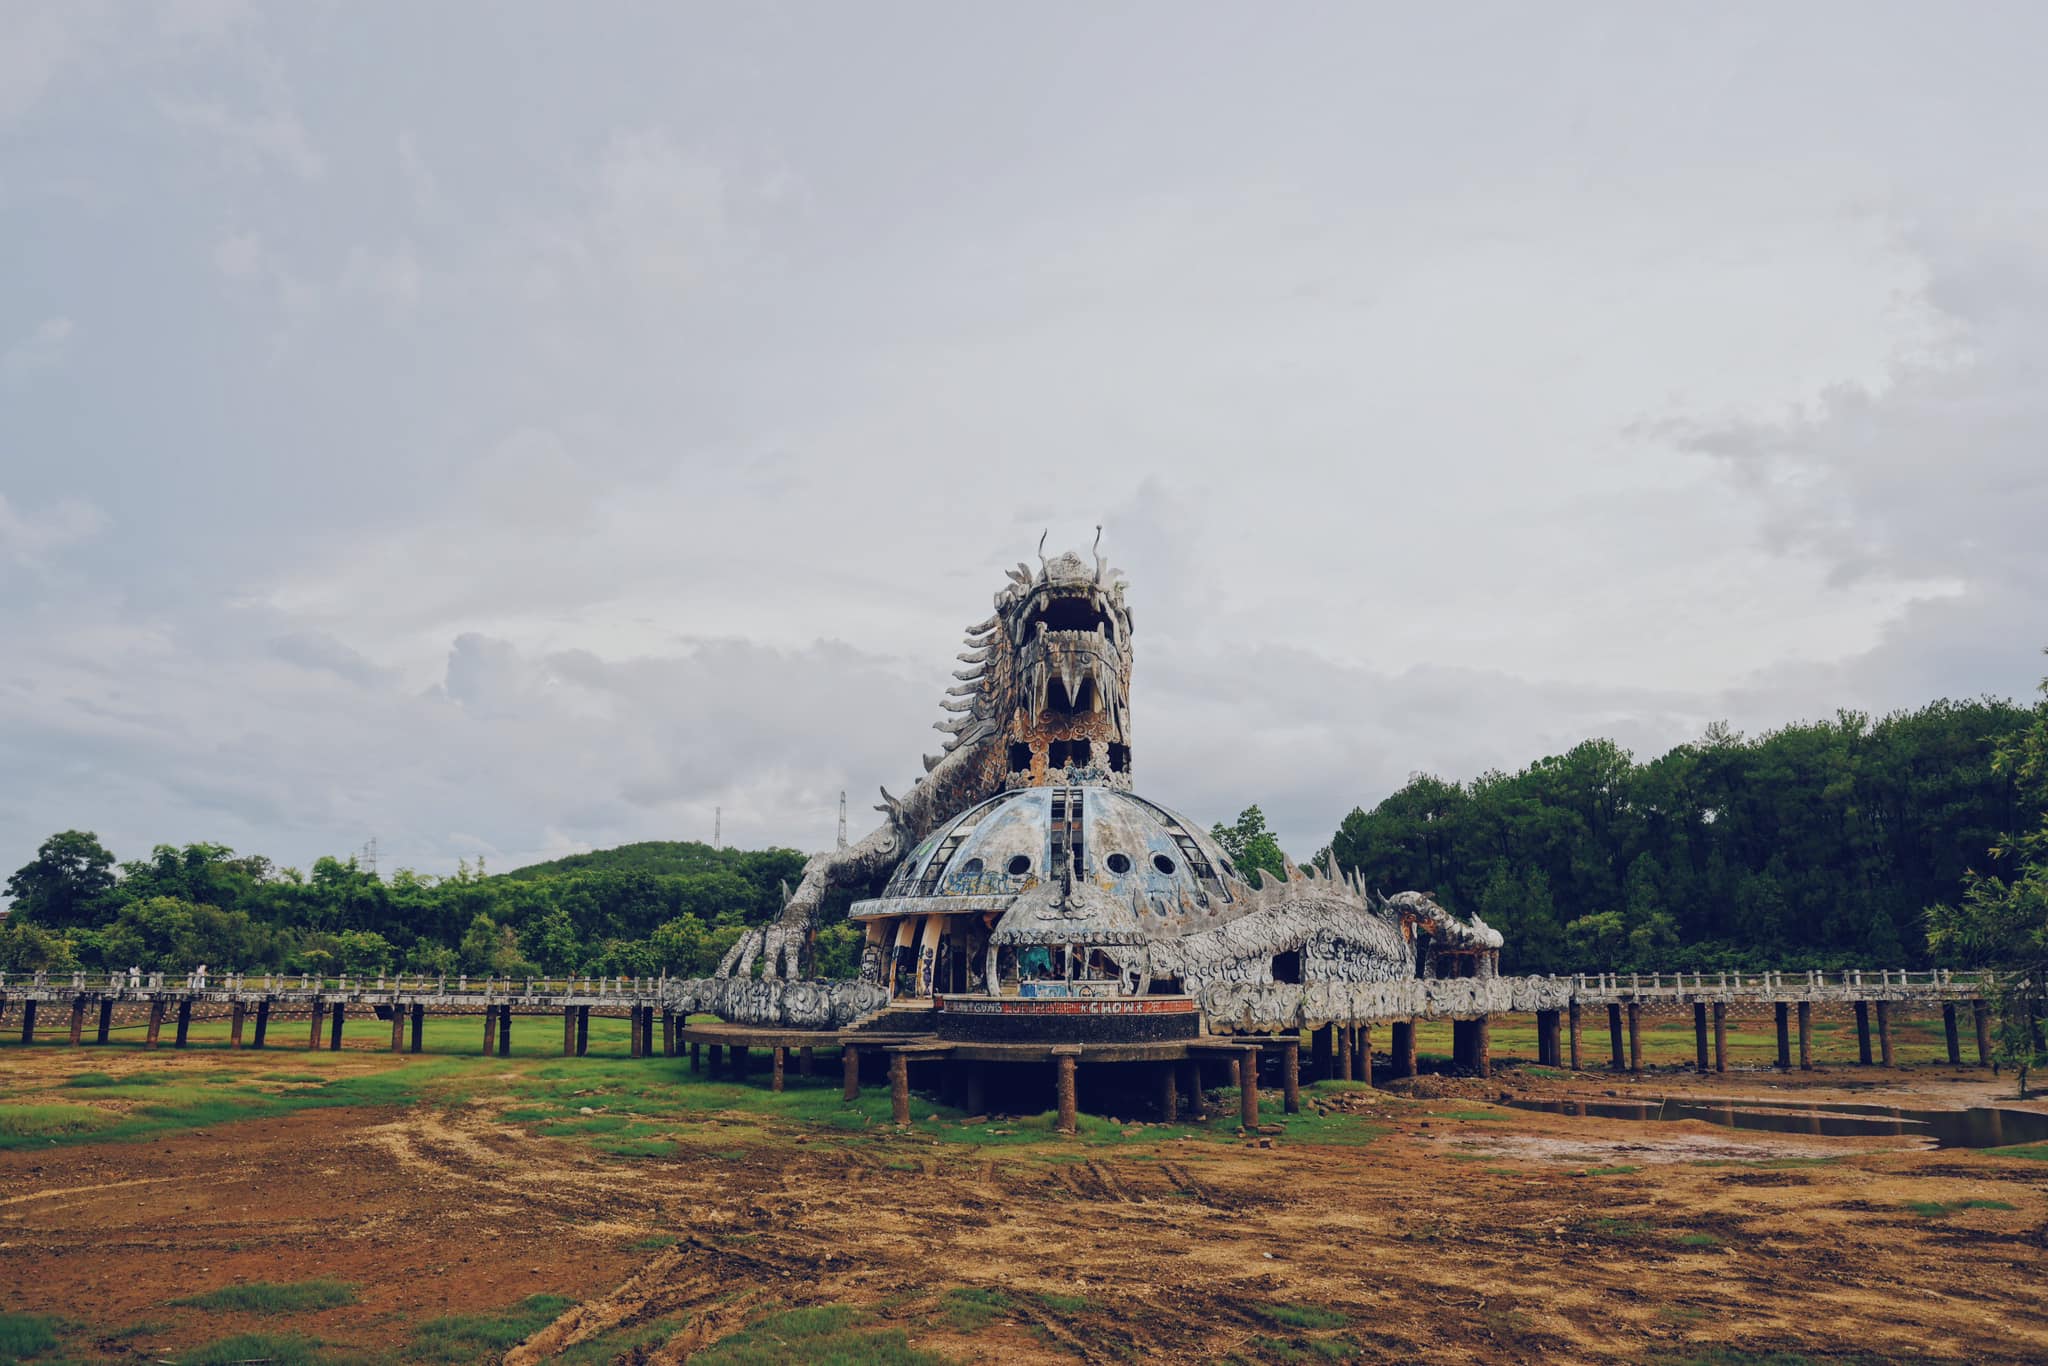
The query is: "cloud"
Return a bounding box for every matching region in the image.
[0,2,101,126]
[162,98,322,180]
[0,491,107,568]
[1,316,76,383]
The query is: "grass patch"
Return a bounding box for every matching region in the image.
[61,1071,166,1089]
[175,1332,331,1365]
[940,1287,1014,1331]
[695,1305,949,1365]
[172,1280,359,1314]
[551,1313,688,1365]
[1255,1303,1349,1331]
[1993,1141,2048,1162]
[1690,1157,1841,1170]
[1577,1217,1652,1239]
[0,1312,62,1360]
[1673,1232,1722,1247]
[1579,1165,1642,1176]
[0,1103,120,1142]
[625,1233,679,1251]
[409,1294,574,1362]
[1903,1198,2017,1218]
[1436,1109,1510,1122]
[1036,1292,1091,1314]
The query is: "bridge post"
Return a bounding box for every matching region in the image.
[253,999,270,1048]
[663,1010,677,1057]
[173,998,192,1048]
[1474,1015,1491,1078]
[1180,1059,1205,1120]
[17,1000,34,1045]
[482,1006,498,1056]
[145,999,164,1048]
[1875,1001,1893,1066]
[629,1007,644,1058]
[1568,1000,1583,1070]
[410,1003,424,1053]
[842,1044,860,1100]
[1312,1024,1333,1080]
[1693,1003,1709,1073]
[1607,1004,1625,1071]
[896,1051,917,1127]
[1712,1001,1726,1072]
[328,1003,345,1051]
[1357,1023,1374,1086]
[563,1008,576,1057]
[1972,1000,1991,1066]
[1773,1002,1789,1070]
[1281,1038,1301,1113]
[96,997,113,1044]
[497,1004,511,1057]
[230,1001,246,1047]
[1627,1002,1642,1074]
[1240,1046,1261,1128]
[1336,1022,1352,1081]
[309,1001,326,1050]
[643,1007,657,1058]
[1854,1001,1872,1064]
[389,1005,405,1052]
[577,1006,589,1056]
[1943,1004,1961,1064]
[1797,1001,1812,1070]
[771,1045,786,1092]
[67,998,85,1046]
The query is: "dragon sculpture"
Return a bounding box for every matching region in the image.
[682,534,1504,1030]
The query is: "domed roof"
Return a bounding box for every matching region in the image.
[848,785,1245,940]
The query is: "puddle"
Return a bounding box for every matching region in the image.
[1506,1097,2048,1149]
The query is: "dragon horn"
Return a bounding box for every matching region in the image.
[1283,852,1301,882]
[1037,530,1048,578]
[1093,525,1104,583]
[922,753,941,772]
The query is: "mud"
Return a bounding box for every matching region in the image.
[3,1046,2047,1363]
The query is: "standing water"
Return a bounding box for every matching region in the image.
[1505,1097,2048,1149]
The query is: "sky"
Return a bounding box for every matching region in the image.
[4,3,2046,888]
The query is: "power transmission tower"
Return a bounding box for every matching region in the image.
[713,806,722,849]
[837,790,848,850]
[361,836,378,876]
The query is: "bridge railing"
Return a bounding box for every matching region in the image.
[0,970,674,998]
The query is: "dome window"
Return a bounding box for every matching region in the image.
[1007,855,1032,877]
[1153,853,1178,876]
[1105,852,1132,875]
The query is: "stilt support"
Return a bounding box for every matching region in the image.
[1973,1000,1992,1067]
[1774,1001,1790,1071]
[230,1001,246,1048]
[1712,1000,1726,1072]
[1876,1000,1893,1066]
[1855,1001,1872,1064]
[1943,1003,1961,1065]
[253,999,270,1048]
[328,1002,345,1051]
[97,997,114,1044]
[842,1044,861,1099]
[1627,1002,1642,1074]
[410,1003,423,1053]
[1568,999,1583,1070]
[1281,1039,1300,1114]
[1392,1020,1416,1079]
[1607,1003,1625,1071]
[894,1051,915,1126]
[1693,1002,1709,1074]
[1797,1001,1812,1071]
[1239,1047,1260,1128]
[771,1046,786,1093]
[68,998,85,1046]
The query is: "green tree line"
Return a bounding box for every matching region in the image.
[0,837,872,981]
[1323,697,2034,974]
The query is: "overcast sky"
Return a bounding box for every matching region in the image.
[4,3,2046,887]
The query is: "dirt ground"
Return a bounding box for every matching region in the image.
[4,1031,2048,1364]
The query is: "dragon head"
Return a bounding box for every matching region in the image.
[929,529,1135,793]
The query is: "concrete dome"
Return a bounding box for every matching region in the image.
[848,785,1244,939]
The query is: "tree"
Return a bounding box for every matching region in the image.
[1210,805,1289,885]
[6,831,117,928]
[1928,654,2048,1095]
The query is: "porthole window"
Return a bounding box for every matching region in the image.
[1105,852,1132,875]
[1153,853,1177,876]
[959,857,984,876]
[1007,855,1032,876]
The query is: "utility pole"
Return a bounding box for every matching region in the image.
[837,790,848,850]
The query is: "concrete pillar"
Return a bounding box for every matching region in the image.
[96,997,113,1044]
[497,1004,511,1057]
[1336,1022,1352,1081]
[328,1002,345,1051]
[564,1007,577,1056]
[175,998,193,1049]
[1943,1003,1961,1065]
[1876,1000,1893,1066]
[1392,1020,1416,1079]
[1156,1061,1176,1121]
[18,1000,35,1045]
[68,998,85,1046]
[482,1005,498,1056]
[1357,1024,1374,1087]
[1855,1001,1872,1064]
[252,999,270,1048]
[230,1001,246,1048]
[1797,1001,1813,1071]
[1712,1000,1726,1072]
[1693,1002,1709,1073]
[1312,1024,1334,1080]
[892,1051,913,1126]
[1281,1039,1300,1114]
[842,1044,861,1099]
[577,1006,589,1056]
[1240,1047,1261,1128]
[1973,1000,1992,1067]
[771,1045,786,1092]
[1228,1054,1241,1089]
[410,1003,424,1054]
[1055,1052,1077,1134]
[1180,1059,1205,1120]
[1568,1000,1583,1070]
[389,1005,405,1052]
[1627,1002,1642,1074]
[1608,1004,1625,1071]
[1475,1015,1491,1079]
